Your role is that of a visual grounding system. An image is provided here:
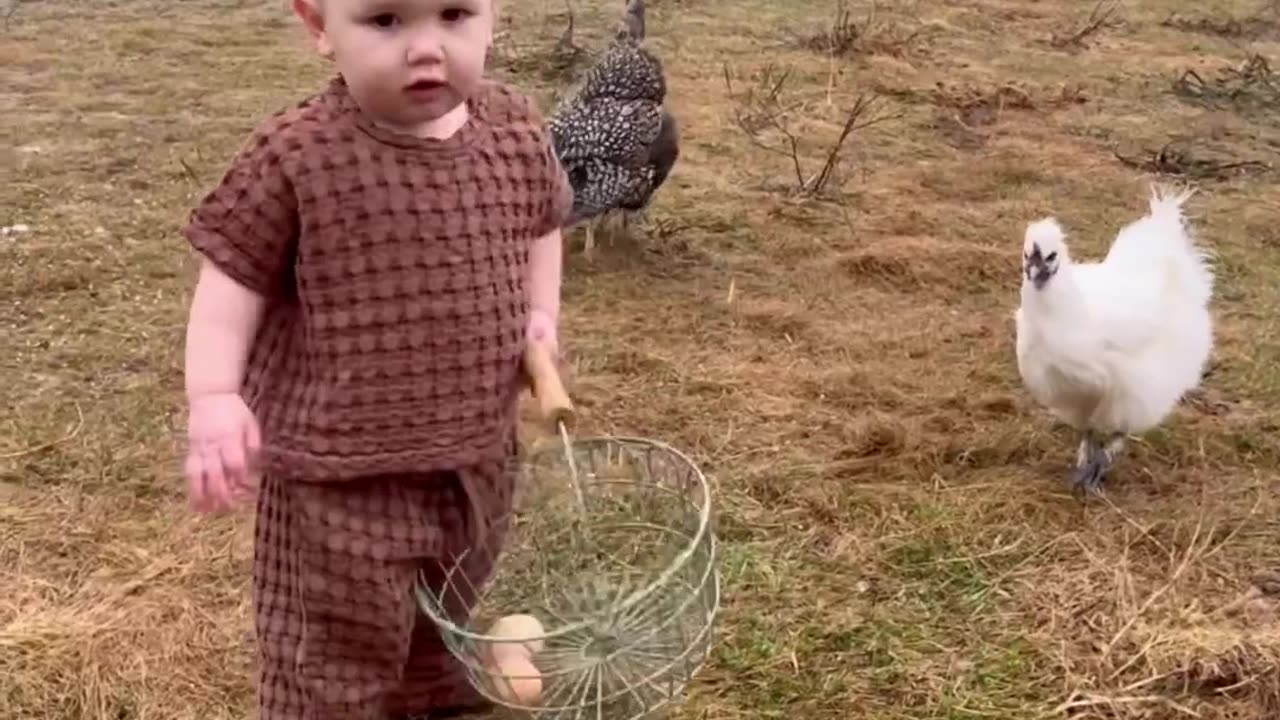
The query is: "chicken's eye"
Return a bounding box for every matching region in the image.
[1045,251,1058,263]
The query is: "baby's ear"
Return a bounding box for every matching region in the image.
[291,0,334,58]
[486,0,500,46]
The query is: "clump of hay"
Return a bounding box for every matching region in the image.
[1142,591,1280,714]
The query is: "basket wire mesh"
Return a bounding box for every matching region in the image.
[416,345,720,719]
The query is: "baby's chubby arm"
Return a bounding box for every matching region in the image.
[182,259,267,514]
[528,226,563,326]
[526,103,574,355]
[525,225,564,358]
[178,115,298,513]
[185,259,266,399]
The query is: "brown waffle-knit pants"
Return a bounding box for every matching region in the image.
[252,458,516,720]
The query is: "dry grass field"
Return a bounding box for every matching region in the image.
[4,0,1280,718]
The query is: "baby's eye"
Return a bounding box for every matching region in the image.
[369,13,399,28]
[441,7,471,22]
[1045,251,1058,262]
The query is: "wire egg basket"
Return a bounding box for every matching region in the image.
[416,344,720,720]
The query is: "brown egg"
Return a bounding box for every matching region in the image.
[492,653,543,705]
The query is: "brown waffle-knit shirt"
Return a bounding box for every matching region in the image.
[183,75,573,481]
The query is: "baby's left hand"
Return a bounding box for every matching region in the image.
[527,308,558,358]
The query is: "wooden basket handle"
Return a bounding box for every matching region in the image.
[522,342,575,431]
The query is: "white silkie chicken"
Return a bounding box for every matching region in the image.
[1014,184,1215,495]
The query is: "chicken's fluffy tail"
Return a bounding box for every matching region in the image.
[1148,183,1197,214]
[1146,183,1214,309]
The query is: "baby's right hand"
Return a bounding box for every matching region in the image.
[184,392,261,514]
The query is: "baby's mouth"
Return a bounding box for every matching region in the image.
[406,79,445,92]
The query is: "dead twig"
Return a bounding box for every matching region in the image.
[1050,691,1203,718]
[1,403,84,459]
[177,157,200,184]
[807,95,900,196]
[785,0,924,59]
[724,63,900,198]
[1114,141,1271,180]
[723,63,799,135]
[1171,54,1280,113]
[1050,0,1123,49]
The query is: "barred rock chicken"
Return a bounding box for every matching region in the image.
[547,0,679,255]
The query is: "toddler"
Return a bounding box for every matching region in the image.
[179,0,572,718]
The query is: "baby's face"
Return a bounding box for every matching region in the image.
[296,0,495,136]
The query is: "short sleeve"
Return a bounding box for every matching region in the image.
[508,88,574,237]
[535,134,575,236]
[182,130,298,297]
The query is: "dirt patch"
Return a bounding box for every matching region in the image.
[926,80,1088,148]
[834,235,1010,296]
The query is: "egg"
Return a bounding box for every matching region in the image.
[491,652,544,705]
[486,613,546,660]
[484,614,546,706]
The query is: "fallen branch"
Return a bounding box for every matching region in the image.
[1114,141,1271,180]
[1172,54,1280,112]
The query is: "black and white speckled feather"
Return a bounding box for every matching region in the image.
[547,0,678,227]
[564,37,666,106]
[551,97,662,164]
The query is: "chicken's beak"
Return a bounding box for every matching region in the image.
[1025,258,1052,289]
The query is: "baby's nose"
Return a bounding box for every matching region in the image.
[405,31,444,64]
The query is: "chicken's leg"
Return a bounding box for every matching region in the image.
[1070,432,1127,496]
[1069,432,1098,496]
[584,218,596,256]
